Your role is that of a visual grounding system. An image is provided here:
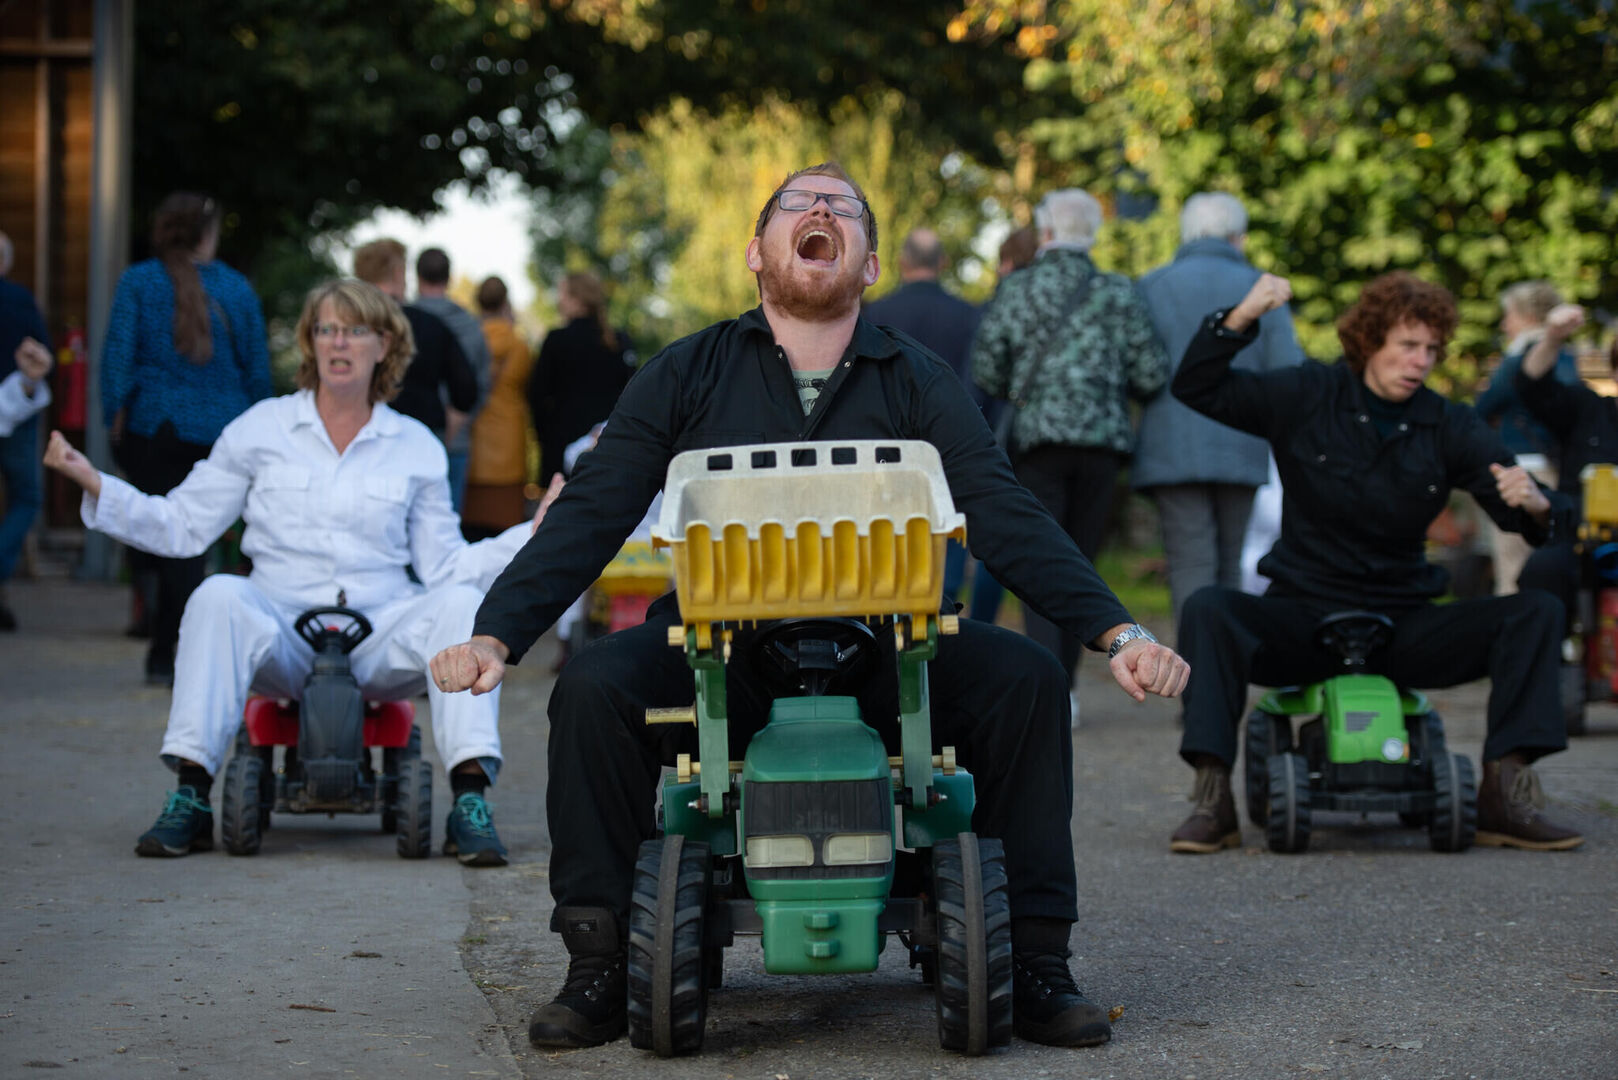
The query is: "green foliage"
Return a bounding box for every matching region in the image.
[955,0,1618,391]
[135,0,1034,322]
[534,93,1003,352]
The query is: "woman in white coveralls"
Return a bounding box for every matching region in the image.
[45,278,547,865]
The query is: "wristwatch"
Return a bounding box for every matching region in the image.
[1107,623,1158,659]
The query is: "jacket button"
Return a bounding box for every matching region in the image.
[1317,454,1327,463]
[1399,423,1408,431]
[1358,414,1368,422]
[1428,484,1438,493]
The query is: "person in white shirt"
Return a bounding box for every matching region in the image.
[45,278,548,865]
[0,337,52,438]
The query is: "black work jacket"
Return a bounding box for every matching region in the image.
[1174,312,1568,610]
[392,306,477,433]
[475,305,1131,662]
[1516,365,1618,507]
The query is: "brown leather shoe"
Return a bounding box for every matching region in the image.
[1476,754,1584,851]
[1169,761,1241,853]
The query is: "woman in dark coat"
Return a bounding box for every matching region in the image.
[527,271,635,485]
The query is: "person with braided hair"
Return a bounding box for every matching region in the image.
[101,192,273,684]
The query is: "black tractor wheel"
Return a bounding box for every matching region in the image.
[220,752,266,856]
[1428,751,1477,853]
[381,725,426,833]
[394,757,433,859]
[627,835,711,1056]
[1561,662,1588,737]
[1243,709,1293,825]
[931,835,1013,1055]
[1265,752,1311,854]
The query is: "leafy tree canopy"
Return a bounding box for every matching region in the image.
[951,0,1618,384]
[135,0,1035,318]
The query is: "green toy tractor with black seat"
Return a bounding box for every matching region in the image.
[1244,611,1477,854]
[631,439,1012,1057]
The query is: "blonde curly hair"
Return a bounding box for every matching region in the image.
[293,279,414,404]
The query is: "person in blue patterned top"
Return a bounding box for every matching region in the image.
[100,192,273,685]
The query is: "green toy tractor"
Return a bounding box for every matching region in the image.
[631,440,1012,1057]
[1244,611,1477,854]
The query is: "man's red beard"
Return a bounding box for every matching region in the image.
[756,225,868,320]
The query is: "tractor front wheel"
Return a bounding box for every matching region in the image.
[627,835,711,1056]
[1265,752,1311,854]
[931,835,1013,1055]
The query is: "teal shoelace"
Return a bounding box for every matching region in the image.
[156,788,210,828]
[455,792,495,835]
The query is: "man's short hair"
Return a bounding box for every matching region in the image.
[1180,193,1248,243]
[353,238,407,285]
[1337,272,1458,372]
[1500,280,1562,325]
[1036,189,1103,250]
[754,162,878,252]
[416,247,451,286]
[477,275,508,314]
[900,229,944,274]
[0,230,12,277]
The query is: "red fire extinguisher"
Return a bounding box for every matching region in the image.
[54,325,87,432]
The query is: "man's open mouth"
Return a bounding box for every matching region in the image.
[796,228,839,265]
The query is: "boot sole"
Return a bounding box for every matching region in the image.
[443,840,508,867]
[1475,830,1584,851]
[134,835,213,857]
[1169,831,1241,854]
[528,1013,626,1049]
[1014,1016,1112,1047]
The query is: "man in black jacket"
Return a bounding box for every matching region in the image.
[431,162,1189,1051]
[863,227,988,606]
[352,239,478,441]
[1168,271,1583,855]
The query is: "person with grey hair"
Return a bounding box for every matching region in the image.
[0,229,52,631]
[973,189,1169,694]
[1134,192,1304,635]
[1475,280,1581,593]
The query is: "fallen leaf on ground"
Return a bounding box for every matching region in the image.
[1108,1006,1125,1022]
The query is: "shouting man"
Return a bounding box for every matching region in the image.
[432,163,1189,1051]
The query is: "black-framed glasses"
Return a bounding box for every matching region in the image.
[774,189,867,219]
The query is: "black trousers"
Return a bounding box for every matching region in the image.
[1177,586,1568,768]
[1517,540,1578,636]
[1013,445,1124,680]
[545,595,1077,930]
[116,426,212,664]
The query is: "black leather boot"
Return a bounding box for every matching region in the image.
[528,907,628,1048]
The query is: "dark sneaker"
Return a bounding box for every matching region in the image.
[528,951,628,1048]
[1476,755,1584,851]
[443,792,508,866]
[135,786,214,857]
[1012,948,1112,1047]
[1169,761,1241,853]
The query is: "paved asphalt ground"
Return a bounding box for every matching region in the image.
[3,578,1614,1079]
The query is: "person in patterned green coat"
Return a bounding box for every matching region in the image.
[972,188,1169,685]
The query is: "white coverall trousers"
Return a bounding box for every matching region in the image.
[158,573,501,780]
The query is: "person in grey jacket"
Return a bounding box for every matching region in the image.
[1134,193,1303,634]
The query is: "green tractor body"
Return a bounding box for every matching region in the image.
[1245,613,1477,855]
[632,439,1013,1056]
